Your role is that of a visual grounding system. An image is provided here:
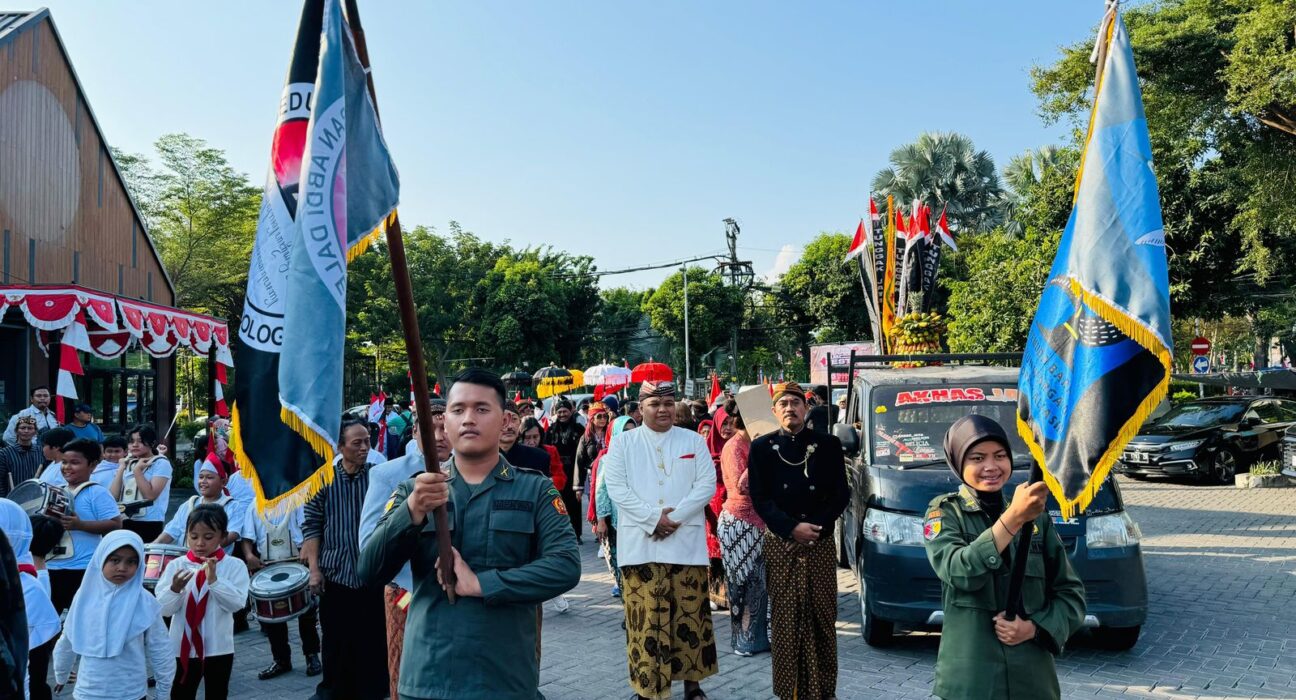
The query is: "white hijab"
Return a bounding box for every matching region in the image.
[62,530,161,657]
[0,500,59,647]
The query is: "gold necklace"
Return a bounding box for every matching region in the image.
[648,430,674,478]
[771,439,817,475]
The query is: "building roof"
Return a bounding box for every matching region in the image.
[0,8,176,298]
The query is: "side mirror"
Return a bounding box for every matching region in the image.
[833,423,860,456]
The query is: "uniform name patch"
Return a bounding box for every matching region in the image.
[493,499,534,512]
[923,515,942,541]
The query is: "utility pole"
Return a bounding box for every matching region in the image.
[682,266,691,392]
[718,218,752,384]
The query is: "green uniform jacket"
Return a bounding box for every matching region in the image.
[924,486,1085,700]
[357,457,582,700]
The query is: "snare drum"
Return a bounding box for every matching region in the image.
[250,562,315,623]
[143,544,188,590]
[8,480,70,519]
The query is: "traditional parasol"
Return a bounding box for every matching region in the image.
[501,369,533,386]
[585,363,633,391]
[534,365,576,399]
[631,360,673,384]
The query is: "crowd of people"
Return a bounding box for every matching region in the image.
[0,371,1085,700]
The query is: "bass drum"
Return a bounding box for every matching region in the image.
[249,562,315,624]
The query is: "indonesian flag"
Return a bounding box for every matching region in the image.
[55,311,91,422]
[917,202,932,243]
[708,373,722,406]
[895,209,909,246]
[213,363,229,418]
[368,392,387,453]
[936,207,958,251]
[844,218,868,262]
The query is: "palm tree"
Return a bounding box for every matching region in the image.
[871,132,1004,233]
[1000,145,1077,236]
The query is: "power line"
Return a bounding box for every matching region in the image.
[551,253,727,279]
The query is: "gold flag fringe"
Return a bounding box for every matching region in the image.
[230,402,336,519]
[1018,278,1171,519]
[345,208,398,264]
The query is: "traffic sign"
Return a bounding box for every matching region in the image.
[1192,355,1210,374]
[1191,337,1211,355]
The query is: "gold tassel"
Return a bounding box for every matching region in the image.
[345,208,397,264]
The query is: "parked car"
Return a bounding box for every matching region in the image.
[1118,396,1296,483]
[833,364,1147,650]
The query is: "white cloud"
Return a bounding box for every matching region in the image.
[764,244,798,282]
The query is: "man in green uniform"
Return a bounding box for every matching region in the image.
[359,368,582,700]
[924,415,1085,700]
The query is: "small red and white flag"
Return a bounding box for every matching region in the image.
[55,311,91,422]
[936,207,958,251]
[368,391,388,452]
[213,362,229,418]
[845,218,868,262]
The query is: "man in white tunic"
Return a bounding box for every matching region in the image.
[602,381,718,700]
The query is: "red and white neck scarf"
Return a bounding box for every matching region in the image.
[179,548,226,679]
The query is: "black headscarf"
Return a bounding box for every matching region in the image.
[943,415,1013,520]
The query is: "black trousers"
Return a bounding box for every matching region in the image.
[171,653,233,700]
[313,581,388,700]
[264,607,321,663]
[28,637,54,700]
[123,519,164,542]
[48,568,85,614]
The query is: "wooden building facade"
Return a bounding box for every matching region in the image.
[0,9,187,438]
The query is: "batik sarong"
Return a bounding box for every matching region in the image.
[384,585,407,700]
[718,510,770,654]
[764,532,837,700]
[620,563,719,699]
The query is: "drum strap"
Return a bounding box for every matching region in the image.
[49,482,97,562]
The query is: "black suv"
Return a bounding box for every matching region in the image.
[831,363,1147,650]
[1118,396,1296,483]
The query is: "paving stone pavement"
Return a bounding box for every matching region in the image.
[78,476,1294,699]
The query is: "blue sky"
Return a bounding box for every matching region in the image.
[41,1,1103,289]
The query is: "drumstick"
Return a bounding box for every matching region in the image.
[161,404,184,443]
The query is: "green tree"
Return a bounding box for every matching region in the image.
[871,132,1005,233]
[945,227,1059,353]
[776,233,874,344]
[1031,0,1296,364]
[583,288,655,366]
[641,267,745,378]
[112,134,260,326]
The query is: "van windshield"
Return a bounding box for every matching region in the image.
[869,385,1029,468]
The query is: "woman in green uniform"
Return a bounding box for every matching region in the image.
[924,415,1085,700]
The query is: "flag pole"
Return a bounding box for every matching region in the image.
[344,0,457,601]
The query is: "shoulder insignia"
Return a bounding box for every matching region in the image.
[926,509,943,520]
[552,494,568,516]
[923,513,942,541]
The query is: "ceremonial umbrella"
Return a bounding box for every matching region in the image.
[631,360,673,384]
[534,365,576,399]
[585,363,632,391]
[501,369,532,386]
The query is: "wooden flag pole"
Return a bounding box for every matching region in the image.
[344,0,457,601]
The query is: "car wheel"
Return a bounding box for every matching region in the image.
[1091,624,1140,651]
[1211,450,1238,484]
[856,567,893,647]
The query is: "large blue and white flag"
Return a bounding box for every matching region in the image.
[1017,8,1171,518]
[249,0,397,513]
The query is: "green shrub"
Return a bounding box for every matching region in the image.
[179,419,208,440]
[1172,390,1197,404]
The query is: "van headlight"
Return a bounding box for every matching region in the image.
[863,508,925,546]
[1086,511,1142,549]
[1165,439,1205,453]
